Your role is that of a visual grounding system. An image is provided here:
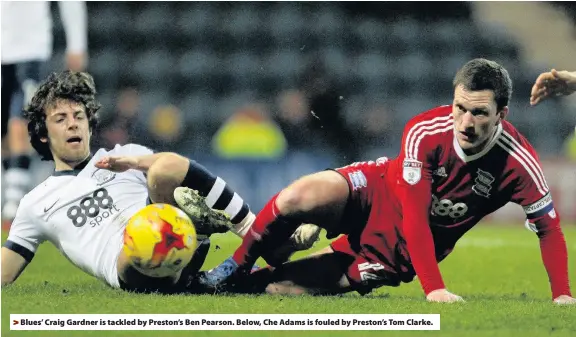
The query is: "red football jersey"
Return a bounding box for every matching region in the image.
[336,105,570,298]
[391,105,553,252]
[391,104,563,293]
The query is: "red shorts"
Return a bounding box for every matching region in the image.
[330,235,401,295]
[328,159,411,294]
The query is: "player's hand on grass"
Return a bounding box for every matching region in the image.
[553,295,576,305]
[95,156,138,172]
[530,69,576,106]
[426,289,464,303]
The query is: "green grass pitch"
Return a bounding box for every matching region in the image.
[2,225,576,337]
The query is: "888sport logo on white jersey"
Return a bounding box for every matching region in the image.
[66,188,120,227]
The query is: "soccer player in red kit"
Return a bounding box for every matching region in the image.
[201,58,575,304]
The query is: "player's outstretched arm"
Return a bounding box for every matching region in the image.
[1,247,29,286]
[398,119,464,303]
[531,216,574,303]
[538,223,575,304]
[96,152,191,205]
[530,69,576,106]
[95,152,178,173]
[510,135,573,303]
[398,181,463,303]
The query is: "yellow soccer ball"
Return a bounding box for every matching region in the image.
[123,204,198,278]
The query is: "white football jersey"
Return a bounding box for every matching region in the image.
[5,144,152,288]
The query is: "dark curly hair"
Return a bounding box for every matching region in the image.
[24,71,101,161]
[453,58,513,111]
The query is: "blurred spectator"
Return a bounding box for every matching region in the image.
[299,59,358,163]
[95,86,146,150]
[275,89,320,152]
[274,59,358,163]
[1,1,88,222]
[212,103,287,159]
[149,104,185,145]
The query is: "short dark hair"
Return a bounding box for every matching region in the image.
[453,58,513,111]
[24,71,101,161]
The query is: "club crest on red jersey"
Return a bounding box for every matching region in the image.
[402,159,422,185]
[472,169,494,198]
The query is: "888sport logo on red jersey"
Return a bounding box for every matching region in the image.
[430,194,468,219]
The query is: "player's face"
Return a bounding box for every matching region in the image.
[41,99,91,168]
[452,85,508,154]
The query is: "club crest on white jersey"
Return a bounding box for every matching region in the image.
[92,169,116,186]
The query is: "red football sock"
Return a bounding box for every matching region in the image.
[232,193,300,269]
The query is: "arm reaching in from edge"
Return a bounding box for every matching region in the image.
[530,69,576,106]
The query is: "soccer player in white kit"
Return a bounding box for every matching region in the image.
[1,71,321,293]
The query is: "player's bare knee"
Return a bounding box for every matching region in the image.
[277,171,348,217]
[276,184,309,216]
[277,173,325,213]
[147,153,188,203]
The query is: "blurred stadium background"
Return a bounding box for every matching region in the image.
[2,1,575,222]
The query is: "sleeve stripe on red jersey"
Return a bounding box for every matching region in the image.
[411,124,453,159]
[405,115,452,159]
[496,139,548,196]
[499,131,549,190]
[501,131,549,190]
[407,120,452,159]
